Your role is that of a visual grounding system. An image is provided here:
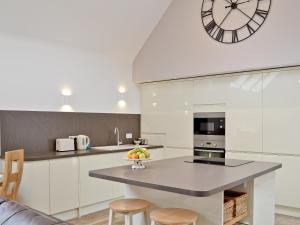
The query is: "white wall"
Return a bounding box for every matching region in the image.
[133,0,300,83]
[0,33,140,113]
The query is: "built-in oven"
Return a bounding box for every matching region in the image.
[194,112,225,158]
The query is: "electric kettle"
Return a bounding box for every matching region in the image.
[69,135,90,150]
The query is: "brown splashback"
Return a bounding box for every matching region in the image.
[0,110,140,155]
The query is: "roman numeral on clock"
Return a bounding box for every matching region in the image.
[201,9,212,18]
[215,28,224,42]
[205,20,217,35]
[246,24,255,35]
[255,9,268,19]
[232,30,239,43]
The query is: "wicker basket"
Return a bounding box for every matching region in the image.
[224,197,234,223]
[224,190,248,217]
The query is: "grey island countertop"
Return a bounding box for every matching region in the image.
[4,145,163,161]
[89,156,281,197]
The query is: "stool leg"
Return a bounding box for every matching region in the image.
[143,210,150,225]
[108,209,114,225]
[193,222,197,225]
[150,221,156,225]
[125,213,133,225]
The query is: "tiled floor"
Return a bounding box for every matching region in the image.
[68,209,300,225]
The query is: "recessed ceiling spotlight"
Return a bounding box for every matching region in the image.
[60,105,73,112]
[118,100,127,108]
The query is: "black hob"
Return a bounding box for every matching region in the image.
[185,157,253,167]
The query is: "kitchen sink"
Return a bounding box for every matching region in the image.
[91,144,149,151]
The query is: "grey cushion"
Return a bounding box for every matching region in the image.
[0,197,70,225]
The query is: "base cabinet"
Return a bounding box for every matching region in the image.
[261,155,300,209]
[50,158,79,214]
[18,161,50,214]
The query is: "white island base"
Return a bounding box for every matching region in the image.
[124,172,275,225]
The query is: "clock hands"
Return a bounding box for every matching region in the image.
[212,8,233,36]
[236,7,260,25]
[225,0,252,8]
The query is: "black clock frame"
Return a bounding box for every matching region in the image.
[201,0,272,44]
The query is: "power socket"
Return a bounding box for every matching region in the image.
[126,133,133,139]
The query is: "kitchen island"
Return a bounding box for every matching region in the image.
[89,156,281,225]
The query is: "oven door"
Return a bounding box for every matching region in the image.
[194,118,225,135]
[194,147,225,158]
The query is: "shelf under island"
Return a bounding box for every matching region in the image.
[89,156,281,225]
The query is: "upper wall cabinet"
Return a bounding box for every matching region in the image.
[226,74,263,153]
[140,83,166,133]
[193,76,229,107]
[263,69,300,155]
[141,81,193,148]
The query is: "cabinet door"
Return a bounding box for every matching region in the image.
[193,76,229,105]
[79,154,116,207]
[140,83,166,133]
[263,70,300,155]
[225,151,262,161]
[160,81,193,148]
[226,74,263,153]
[18,161,50,214]
[50,158,79,214]
[164,148,193,159]
[148,148,164,161]
[261,155,300,208]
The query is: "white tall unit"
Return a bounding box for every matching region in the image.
[263,69,300,155]
[50,157,79,214]
[141,80,193,149]
[226,74,263,153]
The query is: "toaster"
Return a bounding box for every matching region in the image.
[56,138,75,152]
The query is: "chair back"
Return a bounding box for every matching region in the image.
[0,149,24,200]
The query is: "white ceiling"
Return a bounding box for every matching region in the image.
[0,0,171,61]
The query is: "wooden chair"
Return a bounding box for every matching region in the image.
[0,149,24,200]
[150,208,198,225]
[108,198,152,225]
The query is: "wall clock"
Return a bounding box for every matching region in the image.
[201,0,271,44]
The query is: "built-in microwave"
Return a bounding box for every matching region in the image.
[194,112,225,136]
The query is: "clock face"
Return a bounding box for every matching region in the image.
[201,0,271,43]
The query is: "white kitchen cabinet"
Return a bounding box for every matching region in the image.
[226,74,263,153]
[263,70,300,155]
[163,148,193,159]
[141,81,193,149]
[261,154,300,209]
[193,76,229,105]
[18,160,50,214]
[79,154,116,207]
[225,151,262,161]
[50,157,79,214]
[140,83,166,134]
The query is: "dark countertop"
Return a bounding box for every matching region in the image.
[89,156,281,197]
[2,145,163,161]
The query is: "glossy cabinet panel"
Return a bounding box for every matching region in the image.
[263,70,300,155]
[225,151,262,161]
[50,158,79,214]
[164,148,193,159]
[18,161,50,214]
[226,74,263,152]
[141,81,193,148]
[193,76,229,105]
[79,154,116,207]
[262,155,300,209]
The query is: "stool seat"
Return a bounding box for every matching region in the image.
[150,208,198,225]
[109,198,151,214]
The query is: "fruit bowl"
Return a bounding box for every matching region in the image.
[126,147,151,169]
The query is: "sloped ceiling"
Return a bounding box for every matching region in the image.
[0,0,171,61]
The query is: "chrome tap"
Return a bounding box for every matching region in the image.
[114,127,122,146]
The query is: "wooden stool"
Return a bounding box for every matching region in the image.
[150,208,198,225]
[108,198,152,225]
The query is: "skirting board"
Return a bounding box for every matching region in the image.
[276,205,300,218]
